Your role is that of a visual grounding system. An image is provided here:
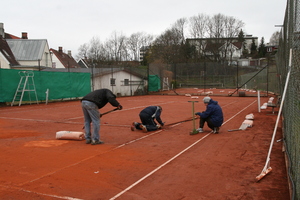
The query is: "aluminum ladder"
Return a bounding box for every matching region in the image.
[11,71,39,106]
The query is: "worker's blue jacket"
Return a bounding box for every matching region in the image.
[196,99,224,127]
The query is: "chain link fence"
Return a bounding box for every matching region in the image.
[148,1,299,198]
[149,60,276,93]
[276,0,300,199]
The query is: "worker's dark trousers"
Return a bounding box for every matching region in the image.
[136,113,158,131]
[199,117,215,130]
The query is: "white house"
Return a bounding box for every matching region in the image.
[6,37,52,69]
[219,42,243,60]
[92,68,146,96]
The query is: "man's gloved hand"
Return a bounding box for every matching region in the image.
[195,112,201,116]
[117,105,123,110]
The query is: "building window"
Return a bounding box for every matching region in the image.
[124,79,129,86]
[110,78,116,86]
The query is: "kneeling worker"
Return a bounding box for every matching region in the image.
[131,106,164,132]
[195,96,223,133]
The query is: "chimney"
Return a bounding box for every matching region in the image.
[21,32,28,39]
[59,47,63,53]
[0,23,4,38]
[68,50,72,57]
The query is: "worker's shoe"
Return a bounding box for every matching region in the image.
[86,139,91,144]
[196,128,204,133]
[131,122,137,131]
[91,140,104,145]
[139,124,148,133]
[213,127,219,134]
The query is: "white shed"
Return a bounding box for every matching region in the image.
[92,68,146,96]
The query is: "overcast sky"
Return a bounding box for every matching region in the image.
[2,0,286,58]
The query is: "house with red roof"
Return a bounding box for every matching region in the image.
[0,23,52,70]
[0,35,20,69]
[50,47,80,69]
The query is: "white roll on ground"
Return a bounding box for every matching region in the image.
[56,131,85,140]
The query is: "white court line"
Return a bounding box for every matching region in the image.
[21,100,257,186]
[0,101,175,122]
[222,100,257,125]
[109,132,212,200]
[18,188,83,200]
[8,130,166,200]
[109,99,257,200]
[0,116,130,127]
[0,184,83,200]
[3,100,256,200]
[0,117,82,124]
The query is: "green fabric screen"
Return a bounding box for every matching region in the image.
[148,75,161,92]
[0,69,91,103]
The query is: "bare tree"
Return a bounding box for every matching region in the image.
[76,12,245,66]
[77,43,89,60]
[189,13,209,38]
[151,26,190,65]
[207,13,226,38]
[223,16,244,62]
[87,36,105,65]
[171,18,187,44]
[127,32,154,61]
[188,14,209,61]
[105,31,127,62]
[207,13,244,38]
[223,16,244,38]
[269,31,280,45]
[205,14,245,63]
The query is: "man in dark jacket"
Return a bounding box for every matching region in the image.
[195,96,223,133]
[81,89,122,145]
[131,106,164,133]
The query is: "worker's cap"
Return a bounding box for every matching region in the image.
[203,96,211,103]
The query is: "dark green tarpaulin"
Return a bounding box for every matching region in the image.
[0,69,91,103]
[148,75,161,92]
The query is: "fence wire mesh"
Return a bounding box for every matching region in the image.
[276,0,300,199]
[148,1,299,198]
[149,61,277,93]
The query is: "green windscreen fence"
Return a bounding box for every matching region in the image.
[0,69,91,103]
[148,75,161,92]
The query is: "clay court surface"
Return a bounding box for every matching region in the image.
[0,89,290,200]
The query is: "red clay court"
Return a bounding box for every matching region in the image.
[0,89,290,199]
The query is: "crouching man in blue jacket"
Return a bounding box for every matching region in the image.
[131,106,164,133]
[195,96,223,134]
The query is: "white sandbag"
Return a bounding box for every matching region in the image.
[242,120,253,127]
[245,113,254,120]
[56,131,85,140]
[261,102,268,109]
